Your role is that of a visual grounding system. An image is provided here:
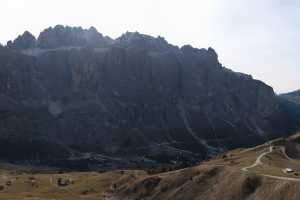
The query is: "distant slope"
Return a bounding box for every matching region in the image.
[279,90,300,130]
[281,89,300,105]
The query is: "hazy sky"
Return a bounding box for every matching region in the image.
[1,0,299,93]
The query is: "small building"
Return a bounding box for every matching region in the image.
[5,181,12,186]
[283,168,294,173]
[30,179,36,186]
[57,178,71,187]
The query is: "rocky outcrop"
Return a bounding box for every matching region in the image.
[0,26,297,166]
[37,25,113,49]
[115,32,177,52]
[7,31,37,49]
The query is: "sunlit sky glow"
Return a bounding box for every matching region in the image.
[1,0,299,93]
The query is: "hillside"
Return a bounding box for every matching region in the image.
[2,133,300,199]
[0,25,298,167]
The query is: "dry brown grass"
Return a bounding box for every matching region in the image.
[0,169,146,200]
[3,134,300,200]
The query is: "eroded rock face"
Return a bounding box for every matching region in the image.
[0,26,296,165]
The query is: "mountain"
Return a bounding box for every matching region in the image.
[281,89,300,105]
[279,90,300,129]
[0,25,298,167]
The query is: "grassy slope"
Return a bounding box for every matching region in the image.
[0,169,146,200]
[2,133,300,199]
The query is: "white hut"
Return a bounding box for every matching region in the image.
[283,168,294,173]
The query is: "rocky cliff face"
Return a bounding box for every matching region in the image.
[0,26,296,166]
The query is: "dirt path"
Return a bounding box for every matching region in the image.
[242,146,273,172]
[241,145,300,182]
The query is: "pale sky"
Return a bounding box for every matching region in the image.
[1,0,299,93]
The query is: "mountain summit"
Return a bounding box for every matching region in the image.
[7,31,37,49]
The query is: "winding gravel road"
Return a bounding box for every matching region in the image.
[242,145,300,182]
[242,146,273,172]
